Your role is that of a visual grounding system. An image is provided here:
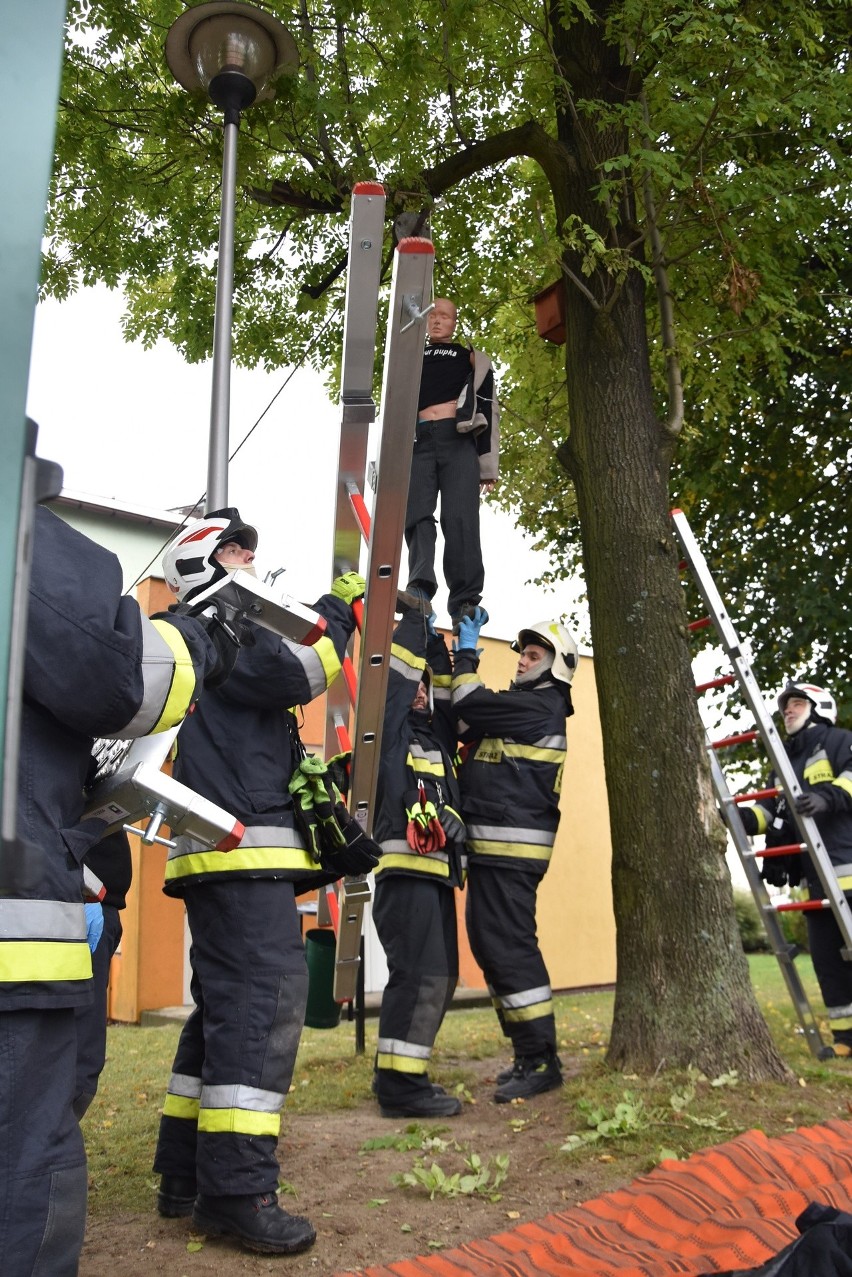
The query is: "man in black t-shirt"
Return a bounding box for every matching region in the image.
[405,298,499,633]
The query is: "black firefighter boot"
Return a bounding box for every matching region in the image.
[493,1050,563,1103]
[157,1175,198,1218]
[192,1191,316,1255]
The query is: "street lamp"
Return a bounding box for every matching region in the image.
[165,2,298,511]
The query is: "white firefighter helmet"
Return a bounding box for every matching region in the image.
[777,681,837,726]
[511,619,578,686]
[162,507,258,602]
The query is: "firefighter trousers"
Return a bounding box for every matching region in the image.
[0,1008,87,1276]
[153,878,307,1197]
[465,861,556,1058]
[806,893,852,1044]
[404,419,484,620]
[372,874,458,1102]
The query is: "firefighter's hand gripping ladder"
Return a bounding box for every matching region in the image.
[322,183,434,1007]
[673,507,852,1060]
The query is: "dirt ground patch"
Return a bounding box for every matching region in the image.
[79,1055,633,1277]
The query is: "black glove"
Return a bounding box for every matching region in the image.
[795,790,832,819]
[178,598,254,689]
[319,804,381,877]
[438,805,466,847]
[760,856,791,888]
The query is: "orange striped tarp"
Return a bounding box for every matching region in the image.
[346,1119,852,1277]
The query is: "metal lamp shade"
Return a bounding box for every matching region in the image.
[165,2,298,104]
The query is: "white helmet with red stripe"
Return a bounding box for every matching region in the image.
[777,681,837,726]
[162,508,258,602]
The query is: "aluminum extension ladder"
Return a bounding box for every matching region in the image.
[673,507,852,1060]
[321,183,434,1007]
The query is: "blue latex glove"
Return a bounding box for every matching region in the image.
[84,902,104,954]
[426,611,439,638]
[455,606,489,651]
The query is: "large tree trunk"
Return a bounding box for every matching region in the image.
[550,2,791,1080]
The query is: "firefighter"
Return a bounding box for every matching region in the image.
[1,505,231,1277]
[152,510,375,1256]
[371,605,467,1118]
[404,297,499,632]
[451,610,577,1102]
[739,681,852,1057]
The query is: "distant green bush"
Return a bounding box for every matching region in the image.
[734,890,770,952]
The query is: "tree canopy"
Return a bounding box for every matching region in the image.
[50,0,852,1077]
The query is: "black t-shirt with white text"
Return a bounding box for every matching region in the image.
[418,341,471,412]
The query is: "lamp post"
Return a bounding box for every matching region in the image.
[165,2,298,511]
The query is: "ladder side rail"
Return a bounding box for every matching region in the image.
[325,185,387,763]
[707,746,829,1059]
[673,508,852,960]
[345,239,434,833]
[333,238,434,1002]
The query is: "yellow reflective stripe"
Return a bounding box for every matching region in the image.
[753,806,770,835]
[409,756,444,777]
[502,743,565,764]
[163,1094,200,1120]
[390,643,426,676]
[502,1000,554,1023]
[165,846,316,880]
[468,840,553,862]
[834,776,852,800]
[432,672,451,690]
[149,619,197,731]
[0,940,92,984]
[835,876,852,892]
[830,1016,852,1029]
[313,635,342,687]
[198,1107,281,1137]
[375,853,449,878]
[375,1052,429,1076]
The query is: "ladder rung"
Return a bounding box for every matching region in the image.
[695,675,735,694]
[352,598,364,632]
[735,786,780,803]
[760,843,805,857]
[773,899,828,913]
[687,616,711,631]
[346,483,371,542]
[341,655,357,704]
[712,730,758,749]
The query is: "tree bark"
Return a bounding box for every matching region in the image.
[550,2,791,1080]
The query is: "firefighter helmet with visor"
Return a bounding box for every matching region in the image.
[511,619,578,686]
[162,508,258,603]
[777,681,837,726]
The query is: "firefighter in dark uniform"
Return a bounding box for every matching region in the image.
[740,681,852,1056]
[452,611,577,1102]
[73,826,132,1119]
[152,510,373,1256]
[1,505,229,1277]
[404,297,499,632]
[371,605,467,1118]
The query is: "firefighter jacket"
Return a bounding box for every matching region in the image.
[452,652,573,874]
[456,349,500,483]
[163,593,356,895]
[373,610,466,887]
[750,719,852,891]
[4,507,220,1012]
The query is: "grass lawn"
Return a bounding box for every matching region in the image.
[83,952,852,1215]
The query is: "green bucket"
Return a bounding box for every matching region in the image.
[304,928,341,1029]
